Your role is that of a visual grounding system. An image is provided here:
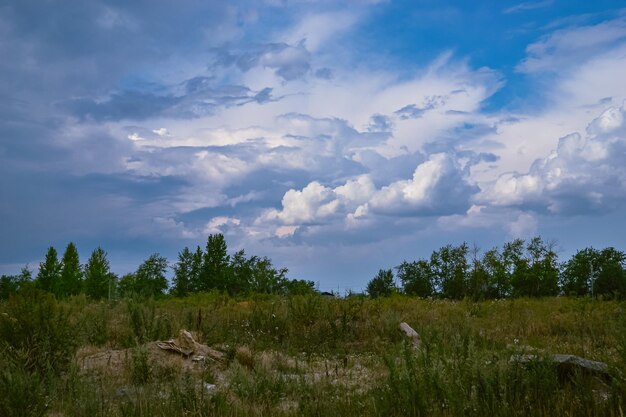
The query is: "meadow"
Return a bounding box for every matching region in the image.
[1,290,625,417]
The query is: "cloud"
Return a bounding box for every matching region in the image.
[368,153,477,216]
[394,96,446,120]
[212,41,312,81]
[6,0,626,290]
[62,81,277,121]
[507,213,539,239]
[503,0,553,14]
[480,102,626,214]
[281,10,360,52]
[259,152,477,237]
[517,17,626,74]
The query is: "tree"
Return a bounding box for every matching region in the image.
[430,243,469,299]
[467,245,490,300]
[561,247,626,297]
[527,237,559,297]
[199,234,230,292]
[285,279,316,295]
[0,266,33,299]
[117,273,137,297]
[229,249,254,296]
[560,248,596,296]
[483,247,510,298]
[396,259,433,297]
[366,269,396,298]
[58,243,82,297]
[504,239,532,297]
[171,247,194,297]
[249,256,288,294]
[0,274,20,300]
[134,254,169,297]
[189,246,203,293]
[84,247,115,300]
[594,261,626,299]
[36,246,61,293]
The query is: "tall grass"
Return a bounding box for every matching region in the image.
[0,293,624,416]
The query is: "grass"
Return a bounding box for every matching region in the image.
[1,290,625,416]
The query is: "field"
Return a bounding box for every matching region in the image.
[1,291,625,417]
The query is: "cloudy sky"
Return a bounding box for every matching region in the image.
[1,0,626,291]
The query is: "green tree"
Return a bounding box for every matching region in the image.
[430,243,469,299]
[229,249,254,296]
[84,247,115,300]
[117,273,138,297]
[0,266,33,299]
[199,234,230,292]
[171,247,194,296]
[249,256,288,294]
[467,245,490,300]
[189,246,203,293]
[526,237,559,297]
[366,269,396,298]
[58,243,82,297]
[396,259,433,297]
[594,261,626,299]
[504,239,531,297]
[561,247,626,297]
[134,254,169,297]
[36,246,61,293]
[483,247,511,298]
[0,275,20,300]
[285,279,316,295]
[560,248,596,296]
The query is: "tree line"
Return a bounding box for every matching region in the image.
[2,235,625,301]
[367,236,626,300]
[0,234,315,300]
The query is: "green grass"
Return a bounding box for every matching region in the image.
[1,291,625,416]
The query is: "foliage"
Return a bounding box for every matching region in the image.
[430,243,469,299]
[561,247,626,298]
[366,269,396,298]
[84,247,116,300]
[0,269,32,300]
[199,234,230,292]
[284,279,317,295]
[0,287,76,374]
[58,242,82,297]
[396,259,433,297]
[12,235,626,303]
[171,247,194,297]
[134,254,169,297]
[35,246,61,293]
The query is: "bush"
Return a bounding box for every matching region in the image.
[0,288,76,374]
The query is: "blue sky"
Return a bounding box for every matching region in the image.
[1,0,626,291]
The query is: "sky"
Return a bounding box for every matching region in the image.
[1,0,626,292]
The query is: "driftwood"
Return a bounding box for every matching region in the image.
[157,330,225,363]
[399,322,422,350]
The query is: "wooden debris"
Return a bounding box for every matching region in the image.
[157,329,225,363]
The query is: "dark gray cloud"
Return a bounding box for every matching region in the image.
[209,41,313,81]
[394,96,446,119]
[62,81,276,121]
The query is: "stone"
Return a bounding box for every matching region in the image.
[510,353,610,380]
[399,322,422,349]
